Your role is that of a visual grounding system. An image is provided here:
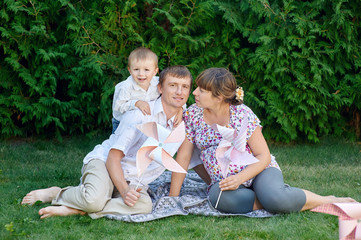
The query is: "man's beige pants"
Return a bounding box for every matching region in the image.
[52,159,152,219]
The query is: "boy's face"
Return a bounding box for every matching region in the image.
[128,58,158,90]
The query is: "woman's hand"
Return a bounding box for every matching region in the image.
[219,174,243,191]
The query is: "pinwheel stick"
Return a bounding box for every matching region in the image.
[215,190,222,209]
[135,174,144,190]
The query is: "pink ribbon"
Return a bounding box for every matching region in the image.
[311,202,361,240]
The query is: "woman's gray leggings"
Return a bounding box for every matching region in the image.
[208,167,306,214]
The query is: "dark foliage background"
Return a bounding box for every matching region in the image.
[1,0,360,142]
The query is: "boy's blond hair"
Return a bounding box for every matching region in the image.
[128,47,158,68]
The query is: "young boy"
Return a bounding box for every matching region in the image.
[112,47,160,133]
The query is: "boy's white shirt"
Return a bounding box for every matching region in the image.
[112,75,160,121]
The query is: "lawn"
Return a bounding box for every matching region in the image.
[0,133,360,240]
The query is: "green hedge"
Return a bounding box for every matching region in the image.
[1,0,360,142]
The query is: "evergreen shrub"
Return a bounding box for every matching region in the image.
[0,0,360,142]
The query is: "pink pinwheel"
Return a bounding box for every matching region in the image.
[212,113,259,208]
[311,202,361,240]
[136,121,187,177]
[213,113,259,178]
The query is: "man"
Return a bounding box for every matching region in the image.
[21,65,200,219]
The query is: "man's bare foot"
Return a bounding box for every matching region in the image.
[39,206,86,219]
[21,187,61,205]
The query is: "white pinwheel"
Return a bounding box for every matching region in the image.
[214,113,259,178]
[212,113,259,208]
[136,121,187,177]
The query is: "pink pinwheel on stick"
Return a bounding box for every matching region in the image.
[212,113,259,208]
[135,121,187,188]
[311,202,361,240]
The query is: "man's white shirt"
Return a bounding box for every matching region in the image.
[84,97,178,187]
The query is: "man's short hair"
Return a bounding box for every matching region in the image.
[128,47,158,68]
[158,65,193,88]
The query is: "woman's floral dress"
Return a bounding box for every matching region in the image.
[184,103,280,187]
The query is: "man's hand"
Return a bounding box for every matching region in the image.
[121,187,142,207]
[135,100,151,115]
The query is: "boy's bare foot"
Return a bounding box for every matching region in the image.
[21,187,61,205]
[39,206,86,219]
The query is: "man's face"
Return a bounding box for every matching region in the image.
[158,75,191,110]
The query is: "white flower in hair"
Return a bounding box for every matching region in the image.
[235,87,244,101]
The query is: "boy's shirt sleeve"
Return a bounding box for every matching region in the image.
[113,83,138,114]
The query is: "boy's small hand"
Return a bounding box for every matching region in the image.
[135,100,151,115]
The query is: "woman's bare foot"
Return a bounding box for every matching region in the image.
[253,197,263,210]
[301,190,358,211]
[326,195,357,203]
[21,187,61,205]
[39,206,86,219]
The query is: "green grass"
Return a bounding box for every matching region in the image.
[1,134,360,240]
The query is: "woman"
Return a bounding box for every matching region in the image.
[169,68,355,214]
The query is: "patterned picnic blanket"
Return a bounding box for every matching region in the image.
[105,171,276,222]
